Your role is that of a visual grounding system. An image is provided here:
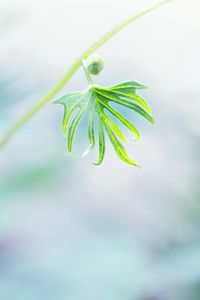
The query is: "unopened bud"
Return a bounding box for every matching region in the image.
[86,55,104,75]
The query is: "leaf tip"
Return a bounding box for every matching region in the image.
[67,143,72,153]
[152,119,156,125]
[134,135,140,142]
[93,161,102,166]
[135,163,142,168]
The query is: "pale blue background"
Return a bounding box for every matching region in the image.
[0,0,200,299]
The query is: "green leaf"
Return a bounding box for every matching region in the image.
[82,99,96,157]
[94,92,140,141]
[109,80,147,91]
[54,79,155,167]
[54,92,83,135]
[103,121,140,167]
[95,89,155,125]
[108,89,152,114]
[102,114,128,142]
[93,116,105,165]
[67,93,91,152]
[101,81,151,113]
[88,99,96,146]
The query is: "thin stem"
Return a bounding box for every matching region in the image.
[81,59,93,85]
[0,0,172,148]
[82,0,172,58]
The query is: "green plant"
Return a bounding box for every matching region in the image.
[0,0,172,166]
[55,57,155,166]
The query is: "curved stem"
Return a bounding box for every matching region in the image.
[0,0,172,148]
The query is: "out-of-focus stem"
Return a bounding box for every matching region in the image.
[0,0,172,148]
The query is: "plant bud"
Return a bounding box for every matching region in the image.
[87,55,104,75]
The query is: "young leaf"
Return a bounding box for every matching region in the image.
[95,89,155,125]
[54,79,155,167]
[54,93,83,135]
[102,114,128,142]
[107,89,152,114]
[94,92,140,141]
[100,81,151,113]
[82,98,96,157]
[88,99,96,146]
[109,80,147,91]
[67,93,91,151]
[103,121,140,167]
[94,116,105,165]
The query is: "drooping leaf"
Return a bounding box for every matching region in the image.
[109,80,147,91]
[88,98,96,147]
[68,92,91,151]
[102,114,128,142]
[82,97,96,157]
[93,115,105,165]
[107,89,152,114]
[101,81,152,113]
[95,89,155,125]
[103,121,140,167]
[54,79,155,166]
[54,92,83,135]
[94,92,140,141]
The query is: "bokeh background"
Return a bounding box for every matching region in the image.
[0,0,200,299]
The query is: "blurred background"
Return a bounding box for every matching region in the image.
[0,0,200,299]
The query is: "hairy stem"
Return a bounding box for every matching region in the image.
[0,0,172,148]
